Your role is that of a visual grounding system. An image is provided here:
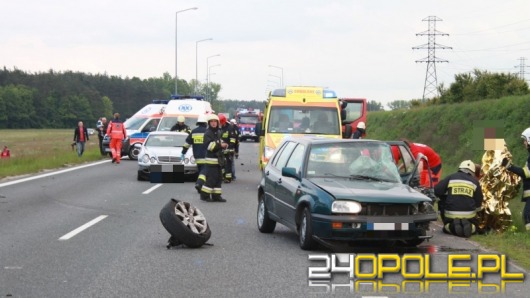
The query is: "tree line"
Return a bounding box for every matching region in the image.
[0,68,222,128]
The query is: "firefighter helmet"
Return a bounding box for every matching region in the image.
[521,127,530,143]
[207,114,219,122]
[357,122,366,129]
[177,116,185,123]
[459,160,475,174]
[218,114,227,126]
[197,114,207,124]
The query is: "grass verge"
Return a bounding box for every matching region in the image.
[0,129,107,179]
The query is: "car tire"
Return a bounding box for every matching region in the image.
[137,171,147,181]
[159,199,211,248]
[128,146,140,160]
[257,194,276,233]
[299,207,318,250]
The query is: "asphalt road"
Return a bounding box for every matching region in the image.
[0,142,527,297]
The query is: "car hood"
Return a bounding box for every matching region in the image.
[144,146,183,156]
[308,178,431,203]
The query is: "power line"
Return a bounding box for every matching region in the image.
[515,57,529,81]
[413,16,452,100]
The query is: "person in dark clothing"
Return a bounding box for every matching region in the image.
[97,117,108,155]
[230,119,240,180]
[502,127,530,231]
[171,116,191,134]
[218,114,237,183]
[182,115,208,193]
[352,121,366,139]
[434,160,483,238]
[200,114,227,202]
[73,121,89,157]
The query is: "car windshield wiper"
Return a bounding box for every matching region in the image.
[349,174,385,182]
[322,173,350,178]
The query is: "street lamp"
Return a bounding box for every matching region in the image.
[268,65,283,87]
[195,38,213,94]
[207,64,221,101]
[206,54,220,86]
[175,7,198,95]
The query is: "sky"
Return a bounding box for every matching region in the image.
[1,0,529,107]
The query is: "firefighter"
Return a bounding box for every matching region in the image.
[502,127,530,231]
[434,160,483,238]
[170,116,191,133]
[181,115,208,193]
[106,113,127,164]
[218,114,237,183]
[201,114,227,202]
[403,139,442,187]
[352,122,366,139]
[230,118,240,180]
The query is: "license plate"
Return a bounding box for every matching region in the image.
[366,223,410,231]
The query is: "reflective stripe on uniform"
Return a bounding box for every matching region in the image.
[198,174,206,182]
[445,210,477,219]
[207,142,217,151]
[201,186,213,194]
[524,166,530,178]
[204,158,219,164]
[523,189,530,198]
[212,188,222,194]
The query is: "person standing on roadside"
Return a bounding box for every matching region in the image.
[351,122,366,139]
[502,127,530,231]
[107,113,127,164]
[230,118,240,180]
[182,115,208,193]
[97,117,108,156]
[73,121,89,157]
[201,114,227,202]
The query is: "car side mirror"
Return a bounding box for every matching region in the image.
[282,167,301,181]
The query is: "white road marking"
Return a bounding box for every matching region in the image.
[143,184,162,194]
[4,266,23,270]
[59,215,108,240]
[0,160,110,188]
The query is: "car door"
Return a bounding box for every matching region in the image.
[386,141,419,185]
[276,143,306,226]
[264,141,297,217]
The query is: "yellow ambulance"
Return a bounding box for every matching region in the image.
[258,86,342,169]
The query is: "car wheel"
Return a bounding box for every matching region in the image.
[128,146,140,160]
[299,207,317,250]
[257,193,276,233]
[159,199,211,248]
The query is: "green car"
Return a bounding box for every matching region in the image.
[257,137,437,250]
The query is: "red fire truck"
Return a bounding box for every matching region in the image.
[236,108,263,142]
[339,98,367,138]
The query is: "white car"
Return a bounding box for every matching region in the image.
[137,131,196,181]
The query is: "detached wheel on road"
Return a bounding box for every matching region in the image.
[257,194,276,233]
[299,207,317,250]
[160,199,211,248]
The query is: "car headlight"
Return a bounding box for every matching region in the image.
[183,158,189,164]
[141,154,150,163]
[332,201,362,214]
[190,156,196,164]
[264,146,275,159]
[150,156,157,163]
[419,201,435,214]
